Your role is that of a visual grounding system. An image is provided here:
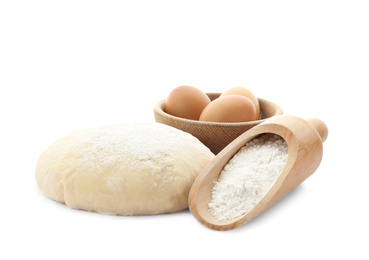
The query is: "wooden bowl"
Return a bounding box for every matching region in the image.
[153,93,283,154]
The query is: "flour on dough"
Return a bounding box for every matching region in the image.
[35,123,214,215]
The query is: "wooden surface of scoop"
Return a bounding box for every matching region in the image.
[188,115,328,231]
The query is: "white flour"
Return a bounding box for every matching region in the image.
[209,134,289,221]
[56,123,209,169]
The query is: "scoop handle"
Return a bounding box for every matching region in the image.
[306,118,328,143]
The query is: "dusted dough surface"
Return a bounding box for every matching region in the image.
[35,123,214,215]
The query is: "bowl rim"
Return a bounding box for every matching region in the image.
[154,93,283,126]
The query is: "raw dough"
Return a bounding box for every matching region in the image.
[35,123,214,215]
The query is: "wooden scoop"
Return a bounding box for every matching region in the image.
[188,115,328,231]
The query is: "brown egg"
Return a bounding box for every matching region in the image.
[199,95,257,123]
[165,85,211,120]
[220,87,260,119]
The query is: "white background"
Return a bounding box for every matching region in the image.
[1,0,368,259]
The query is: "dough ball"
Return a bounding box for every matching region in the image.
[35,123,214,215]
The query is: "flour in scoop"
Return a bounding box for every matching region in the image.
[209,134,289,221]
